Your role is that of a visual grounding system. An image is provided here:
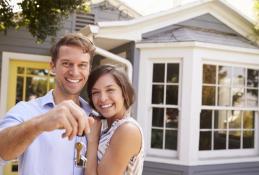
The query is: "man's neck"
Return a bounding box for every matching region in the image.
[52,89,80,105]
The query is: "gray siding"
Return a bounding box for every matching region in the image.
[0,15,75,56]
[143,161,259,175]
[142,14,258,49]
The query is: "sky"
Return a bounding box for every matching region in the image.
[120,0,255,19]
[11,0,255,19]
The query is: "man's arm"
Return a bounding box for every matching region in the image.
[0,100,94,160]
[0,116,42,160]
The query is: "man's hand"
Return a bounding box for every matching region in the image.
[36,100,94,140]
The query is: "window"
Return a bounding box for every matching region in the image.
[200,64,257,151]
[151,63,180,151]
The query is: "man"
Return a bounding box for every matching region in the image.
[0,33,95,175]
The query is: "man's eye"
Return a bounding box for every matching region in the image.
[79,64,87,69]
[62,62,69,67]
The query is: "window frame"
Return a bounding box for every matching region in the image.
[147,57,182,158]
[199,61,259,158]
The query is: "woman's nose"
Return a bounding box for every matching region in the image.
[99,92,108,102]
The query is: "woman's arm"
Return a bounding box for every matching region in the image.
[86,122,142,175]
[85,119,102,175]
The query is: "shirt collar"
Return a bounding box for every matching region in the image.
[40,90,55,108]
[40,90,92,114]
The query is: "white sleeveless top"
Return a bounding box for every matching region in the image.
[97,117,144,175]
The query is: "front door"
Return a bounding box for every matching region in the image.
[3,59,55,175]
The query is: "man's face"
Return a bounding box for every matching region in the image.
[51,45,91,97]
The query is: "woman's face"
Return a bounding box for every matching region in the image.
[91,73,126,120]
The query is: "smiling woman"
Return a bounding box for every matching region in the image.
[85,64,144,175]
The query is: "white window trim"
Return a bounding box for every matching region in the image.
[199,60,259,159]
[138,56,183,159]
[0,52,50,117]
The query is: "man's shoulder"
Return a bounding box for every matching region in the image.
[79,97,92,114]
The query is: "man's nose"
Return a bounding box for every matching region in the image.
[69,65,80,75]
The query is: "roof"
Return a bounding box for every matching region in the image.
[93,0,258,50]
[142,14,258,49]
[91,0,142,18]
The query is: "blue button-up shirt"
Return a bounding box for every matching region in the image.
[0,90,92,175]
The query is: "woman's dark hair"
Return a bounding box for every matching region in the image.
[87,64,134,110]
[50,33,95,64]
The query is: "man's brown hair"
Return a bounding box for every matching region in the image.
[50,33,96,64]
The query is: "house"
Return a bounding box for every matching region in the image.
[90,0,259,174]
[1,0,259,175]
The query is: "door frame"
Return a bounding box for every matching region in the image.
[0,51,50,117]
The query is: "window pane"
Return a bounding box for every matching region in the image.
[151,129,163,149]
[243,111,255,129]
[199,131,212,150]
[232,88,245,107]
[167,63,179,83]
[17,67,24,74]
[202,86,215,105]
[16,76,24,104]
[229,110,241,129]
[166,85,178,105]
[166,108,178,128]
[214,110,227,129]
[218,87,231,106]
[247,69,259,87]
[26,77,47,101]
[153,64,165,82]
[214,131,226,150]
[165,130,177,150]
[243,131,254,148]
[246,89,258,107]
[229,131,241,149]
[218,66,231,85]
[200,110,212,129]
[152,85,164,104]
[27,68,49,76]
[203,64,216,84]
[232,67,245,87]
[152,108,164,127]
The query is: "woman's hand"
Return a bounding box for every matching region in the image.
[86,118,102,143]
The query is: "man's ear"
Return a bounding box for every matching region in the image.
[50,61,56,75]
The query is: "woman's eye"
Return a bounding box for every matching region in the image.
[92,91,99,96]
[107,89,115,93]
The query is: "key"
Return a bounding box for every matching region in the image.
[75,141,87,167]
[76,155,87,167]
[75,142,83,164]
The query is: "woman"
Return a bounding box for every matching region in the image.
[85,64,144,175]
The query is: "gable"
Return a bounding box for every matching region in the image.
[141,14,258,49]
[96,0,256,47]
[91,1,135,22]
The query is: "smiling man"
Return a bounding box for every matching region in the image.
[0,33,96,175]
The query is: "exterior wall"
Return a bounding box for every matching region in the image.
[136,42,259,175]
[0,15,74,56]
[143,161,259,175]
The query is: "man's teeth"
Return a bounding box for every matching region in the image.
[67,79,80,83]
[101,104,112,108]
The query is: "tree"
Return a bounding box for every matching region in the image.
[0,0,90,43]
